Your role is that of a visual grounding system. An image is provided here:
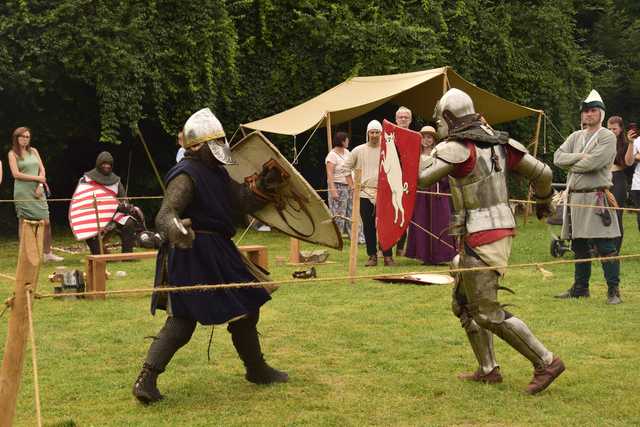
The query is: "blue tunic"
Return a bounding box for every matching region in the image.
[151,158,270,325]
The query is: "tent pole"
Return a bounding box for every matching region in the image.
[326,112,333,153]
[240,126,247,137]
[348,169,362,284]
[442,67,450,94]
[523,111,544,225]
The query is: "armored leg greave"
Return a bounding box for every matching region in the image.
[463,317,498,375]
[486,317,553,370]
[451,255,498,375]
[459,252,553,370]
[227,311,288,384]
[145,316,197,372]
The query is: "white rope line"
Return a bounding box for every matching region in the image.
[34,252,640,300]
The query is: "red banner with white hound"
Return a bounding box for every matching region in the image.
[376,120,421,251]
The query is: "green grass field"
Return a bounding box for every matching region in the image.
[1,215,639,426]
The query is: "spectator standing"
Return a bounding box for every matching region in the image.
[405,126,456,264]
[394,106,412,256]
[341,120,395,266]
[629,126,640,231]
[553,90,621,304]
[606,116,634,252]
[8,127,63,262]
[325,131,363,242]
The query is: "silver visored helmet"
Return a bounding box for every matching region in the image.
[183,108,235,165]
[433,88,476,139]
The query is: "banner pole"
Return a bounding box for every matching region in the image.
[523,111,543,225]
[348,169,362,284]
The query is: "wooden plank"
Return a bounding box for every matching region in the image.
[238,245,268,270]
[0,220,45,427]
[87,251,157,262]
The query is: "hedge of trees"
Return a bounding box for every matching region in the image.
[0,0,638,226]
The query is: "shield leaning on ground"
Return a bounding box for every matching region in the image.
[226,131,343,250]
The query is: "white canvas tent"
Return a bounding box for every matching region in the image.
[242,66,543,153]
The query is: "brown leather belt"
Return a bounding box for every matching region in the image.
[570,187,608,193]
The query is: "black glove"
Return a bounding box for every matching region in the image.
[535,202,552,220]
[258,162,288,193]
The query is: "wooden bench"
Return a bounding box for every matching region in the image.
[84,245,268,300]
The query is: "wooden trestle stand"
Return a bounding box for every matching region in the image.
[0,220,45,427]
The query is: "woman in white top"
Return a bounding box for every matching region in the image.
[325,131,362,241]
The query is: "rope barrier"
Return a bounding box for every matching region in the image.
[33,252,640,300]
[25,287,43,427]
[0,272,16,282]
[0,195,163,203]
[416,190,640,213]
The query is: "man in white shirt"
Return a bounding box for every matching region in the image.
[342,120,395,266]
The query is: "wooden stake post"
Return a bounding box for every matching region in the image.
[0,220,45,427]
[348,169,362,284]
[289,238,300,264]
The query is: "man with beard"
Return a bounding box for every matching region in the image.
[75,151,137,255]
[132,108,288,404]
[418,88,564,394]
[554,90,622,304]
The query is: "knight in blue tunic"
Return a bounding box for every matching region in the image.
[133,108,288,404]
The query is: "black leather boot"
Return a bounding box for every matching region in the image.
[132,363,164,404]
[228,312,288,384]
[607,286,622,305]
[554,283,590,299]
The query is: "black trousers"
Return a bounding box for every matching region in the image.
[360,197,392,257]
[611,170,627,252]
[145,311,262,372]
[86,218,136,255]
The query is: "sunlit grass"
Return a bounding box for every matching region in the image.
[0,215,638,426]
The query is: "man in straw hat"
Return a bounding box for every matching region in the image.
[419,88,564,394]
[553,89,622,304]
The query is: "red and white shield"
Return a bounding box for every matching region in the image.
[68,177,127,241]
[376,120,421,251]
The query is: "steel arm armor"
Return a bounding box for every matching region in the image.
[511,153,553,203]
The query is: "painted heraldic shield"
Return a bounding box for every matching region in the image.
[376,119,421,251]
[69,177,127,240]
[225,131,343,250]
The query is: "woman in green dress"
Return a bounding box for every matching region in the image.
[8,127,63,262]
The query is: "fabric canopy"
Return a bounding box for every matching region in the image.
[242,67,541,136]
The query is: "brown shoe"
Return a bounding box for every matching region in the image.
[526,356,565,395]
[383,256,396,266]
[364,255,378,267]
[457,367,503,384]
